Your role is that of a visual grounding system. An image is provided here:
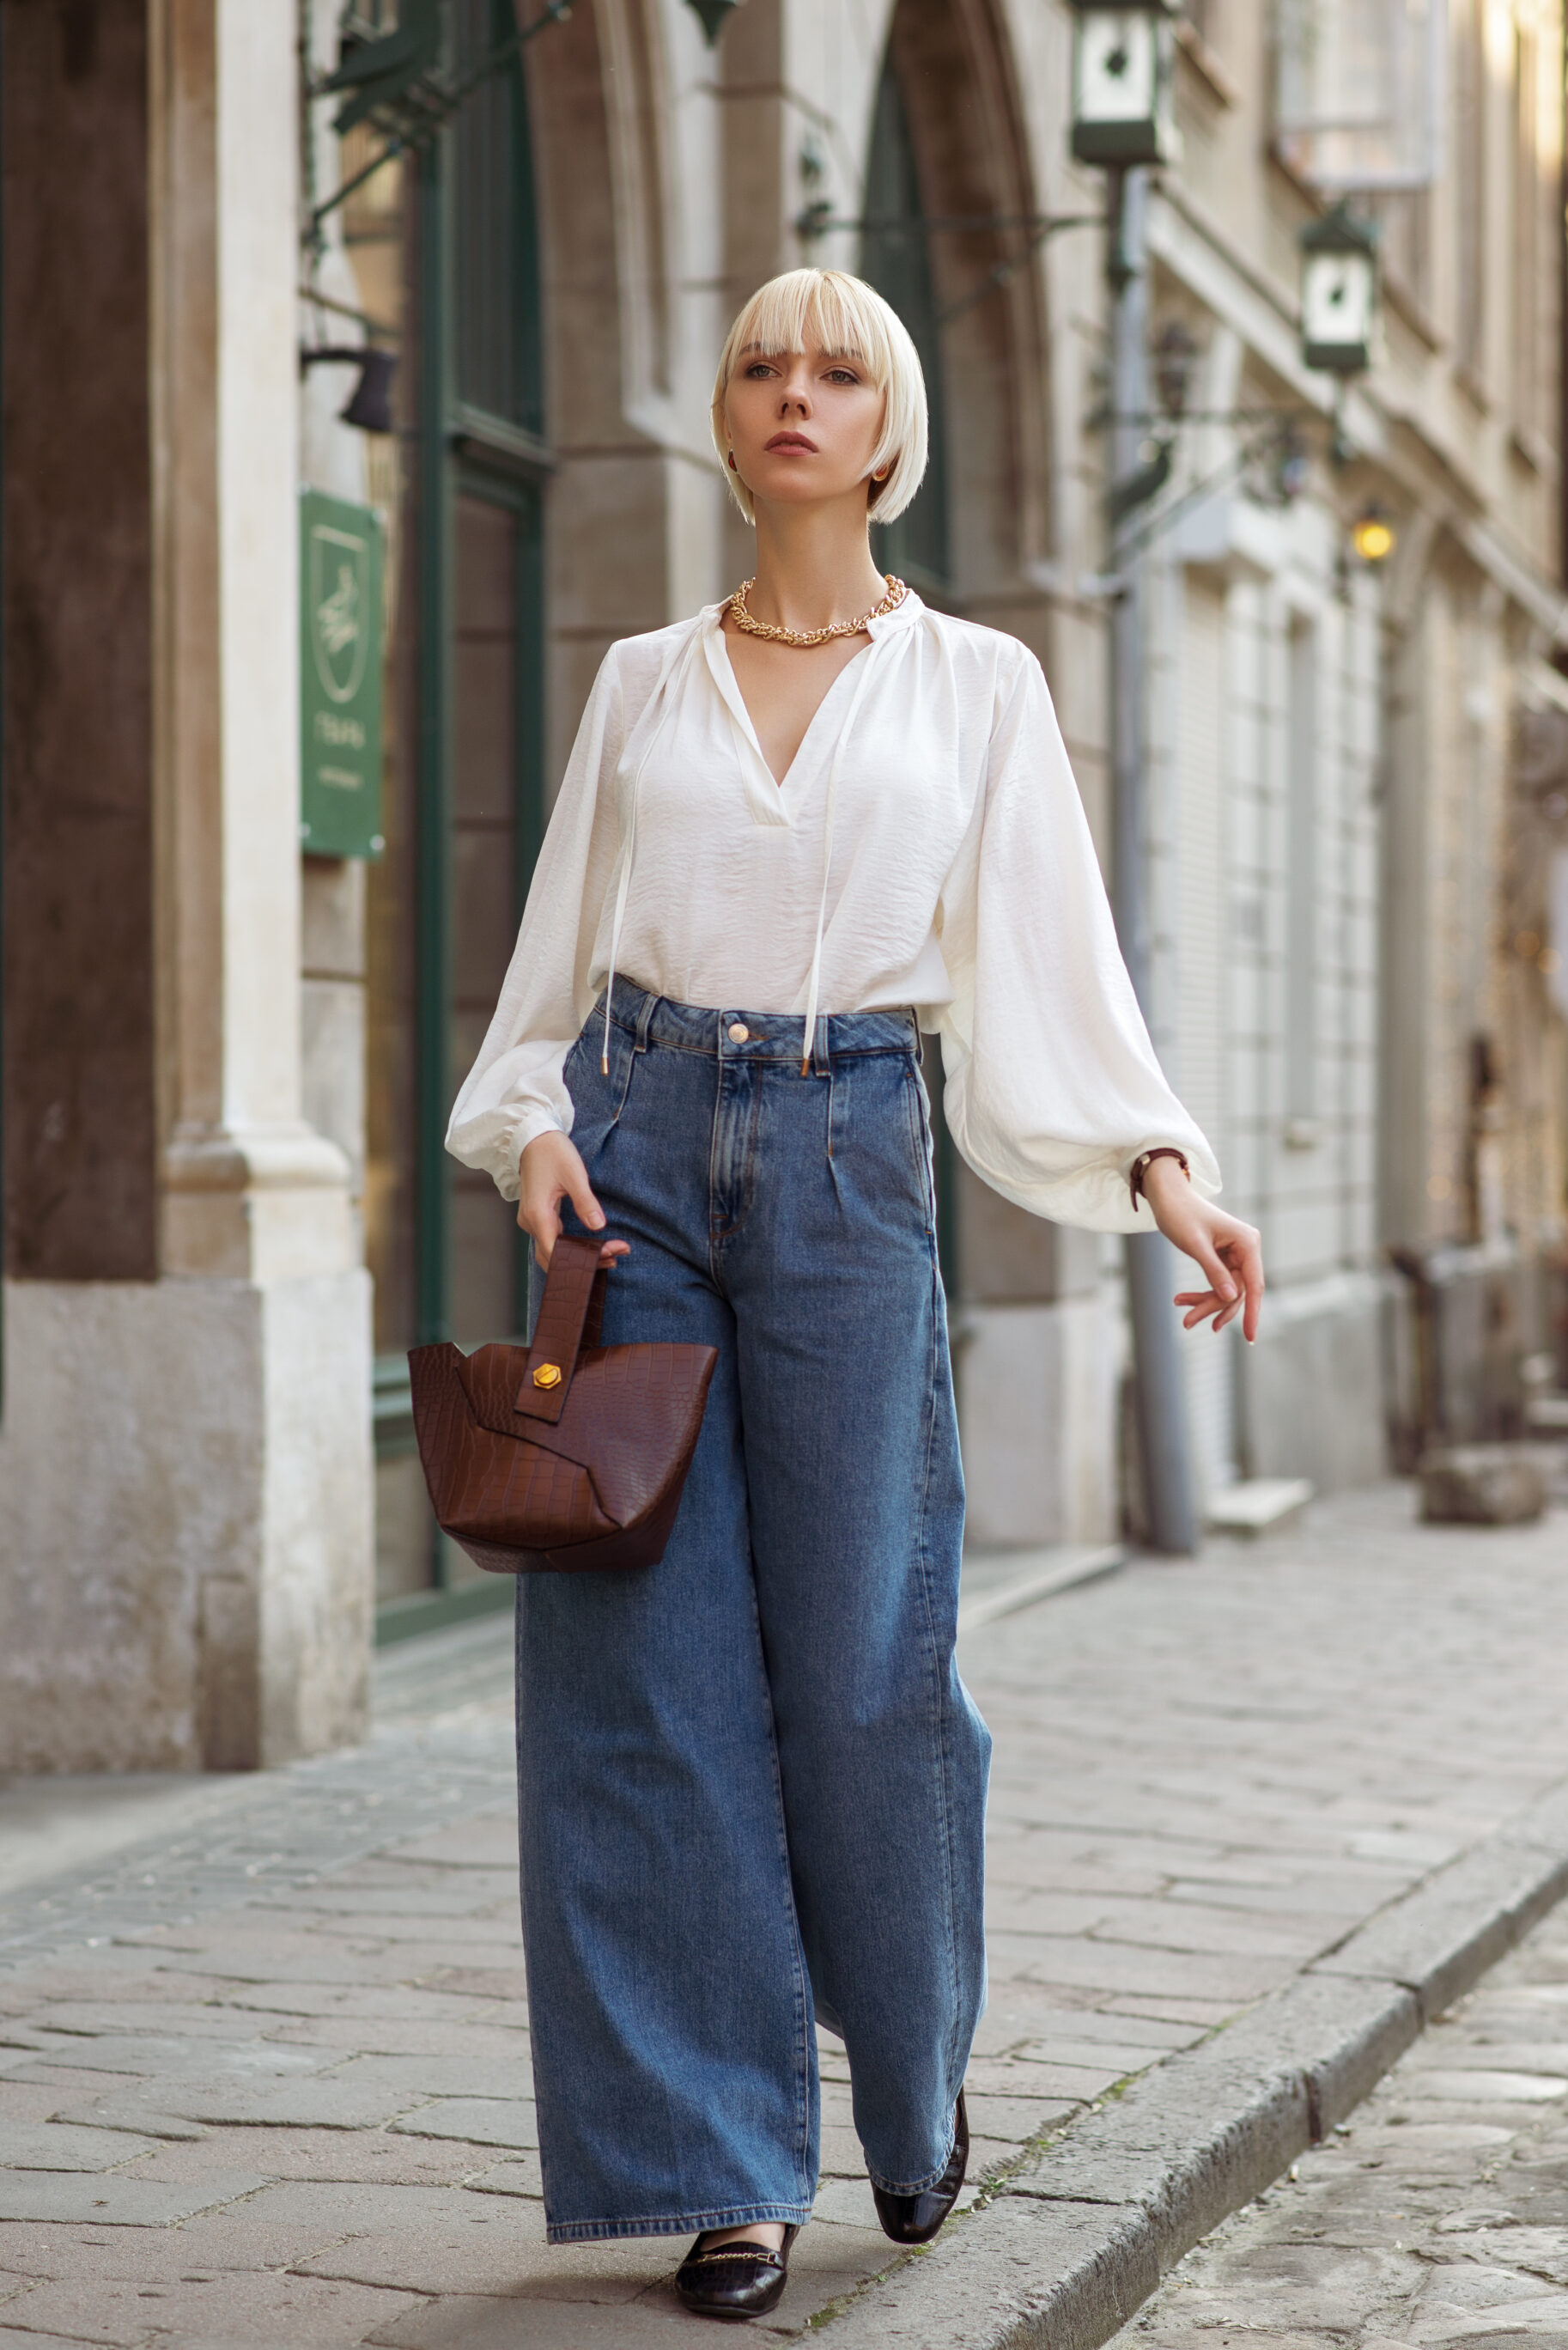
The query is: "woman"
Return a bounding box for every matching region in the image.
[448,268,1262,2322]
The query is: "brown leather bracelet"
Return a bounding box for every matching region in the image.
[1129,1147,1190,1212]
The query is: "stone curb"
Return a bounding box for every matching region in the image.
[816,1774,1568,2350]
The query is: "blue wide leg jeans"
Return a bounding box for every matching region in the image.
[515,984,991,2243]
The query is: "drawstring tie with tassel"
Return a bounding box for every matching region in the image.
[601,633,702,1073]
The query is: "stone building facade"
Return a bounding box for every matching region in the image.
[3,0,1565,1765]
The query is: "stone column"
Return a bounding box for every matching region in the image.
[0,0,373,1772]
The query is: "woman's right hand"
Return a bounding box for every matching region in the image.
[516,1131,630,1272]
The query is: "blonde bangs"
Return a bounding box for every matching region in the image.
[711,269,928,526]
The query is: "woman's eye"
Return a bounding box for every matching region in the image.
[827,368,860,386]
[744,361,776,379]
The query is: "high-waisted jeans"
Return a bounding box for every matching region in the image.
[514,983,991,2243]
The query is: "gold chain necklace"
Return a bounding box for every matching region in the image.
[726,573,908,648]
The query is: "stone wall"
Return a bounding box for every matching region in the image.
[0,0,374,1772]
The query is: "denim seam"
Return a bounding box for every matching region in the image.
[611,1030,915,1063]
[705,1044,726,1291]
[610,1026,636,1124]
[915,1237,963,2117]
[546,2202,811,2246]
[750,1571,819,2207]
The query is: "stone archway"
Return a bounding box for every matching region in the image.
[877,0,1053,636]
[526,0,679,787]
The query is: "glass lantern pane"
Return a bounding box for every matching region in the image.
[1302,251,1374,345]
[1077,12,1158,123]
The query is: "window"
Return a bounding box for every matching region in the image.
[1273,0,1444,192]
[1510,13,1554,447]
[860,59,950,594]
[1454,0,1486,379]
[366,0,548,1620]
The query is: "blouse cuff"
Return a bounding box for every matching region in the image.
[498,1104,568,1199]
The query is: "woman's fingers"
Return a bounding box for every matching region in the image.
[525,1195,563,1272]
[514,1142,629,1274]
[563,1162,607,1234]
[516,1133,610,1273]
[522,1215,627,1275]
[1172,1222,1265,1340]
[1188,1234,1237,1309]
[1237,1229,1266,1342]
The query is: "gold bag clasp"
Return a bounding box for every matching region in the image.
[532,1362,562,1391]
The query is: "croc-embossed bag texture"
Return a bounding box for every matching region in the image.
[408,1232,718,1574]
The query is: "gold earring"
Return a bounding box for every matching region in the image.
[728,452,738,471]
[873,465,890,481]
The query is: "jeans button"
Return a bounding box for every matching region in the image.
[727,1022,750,1044]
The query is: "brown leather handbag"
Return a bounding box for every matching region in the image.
[407,1233,718,1574]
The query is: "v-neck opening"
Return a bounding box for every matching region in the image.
[708,630,872,802]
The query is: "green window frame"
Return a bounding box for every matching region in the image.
[378,0,547,1642]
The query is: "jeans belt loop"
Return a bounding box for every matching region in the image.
[811,1013,831,1080]
[611,989,655,1124]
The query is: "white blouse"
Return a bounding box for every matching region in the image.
[447,589,1219,1233]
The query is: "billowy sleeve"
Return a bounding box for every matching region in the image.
[937,652,1221,1233]
[446,648,624,1200]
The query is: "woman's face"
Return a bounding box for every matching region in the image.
[722,342,887,515]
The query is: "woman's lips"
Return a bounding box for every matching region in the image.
[765,433,817,452]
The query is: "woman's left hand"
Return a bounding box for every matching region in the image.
[1140,1158,1265,1341]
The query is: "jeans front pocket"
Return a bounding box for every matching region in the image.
[901,1058,939,1236]
[563,1026,616,1168]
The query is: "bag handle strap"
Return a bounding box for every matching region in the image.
[514,1232,608,1422]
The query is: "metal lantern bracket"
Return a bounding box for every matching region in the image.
[300,343,399,433]
[306,0,574,244]
[1089,399,1368,587]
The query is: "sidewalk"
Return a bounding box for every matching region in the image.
[0,1476,1565,2347]
[1109,1873,1568,2344]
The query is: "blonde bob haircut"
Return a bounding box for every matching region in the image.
[711,268,928,526]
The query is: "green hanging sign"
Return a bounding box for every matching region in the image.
[300,489,386,859]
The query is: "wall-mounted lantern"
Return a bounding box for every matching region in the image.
[1068,1,1179,168]
[685,0,740,41]
[301,344,398,435]
[1299,202,1380,375]
[1351,506,1396,563]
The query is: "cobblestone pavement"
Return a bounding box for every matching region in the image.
[0,1478,1564,2345]
[1115,1884,1568,2349]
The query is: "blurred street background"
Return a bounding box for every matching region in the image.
[3,0,1568,2342]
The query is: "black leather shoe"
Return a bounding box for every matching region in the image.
[675,2225,799,2322]
[871,2091,968,2245]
